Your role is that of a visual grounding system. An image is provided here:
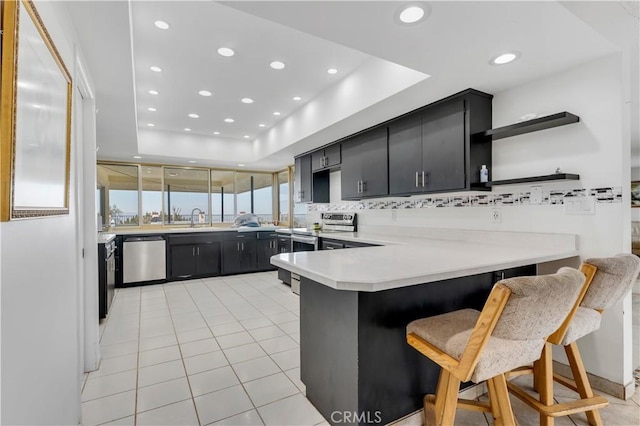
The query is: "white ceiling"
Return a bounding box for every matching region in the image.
[66,1,630,171]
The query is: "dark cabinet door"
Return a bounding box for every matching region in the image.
[311,150,325,172]
[257,239,278,270]
[324,143,341,168]
[239,239,257,272]
[277,236,291,253]
[170,245,197,279]
[222,240,257,275]
[422,99,466,192]
[360,126,389,198]
[388,114,423,195]
[294,155,312,202]
[340,135,363,200]
[196,243,222,276]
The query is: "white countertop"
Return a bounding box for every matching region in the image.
[271,229,578,292]
[113,226,280,235]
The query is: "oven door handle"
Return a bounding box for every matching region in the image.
[292,235,318,245]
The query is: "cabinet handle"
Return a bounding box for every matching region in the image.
[321,156,325,167]
[422,171,426,187]
[197,247,200,256]
[242,242,245,250]
[192,247,195,256]
[237,242,240,251]
[415,171,419,188]
[362,181,366,192]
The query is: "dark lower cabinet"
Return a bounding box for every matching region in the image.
[257,238,278,271]
[196,243,222,276]
[169,242,222,279]
[223,239,257,275]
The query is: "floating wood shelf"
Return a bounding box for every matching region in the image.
[471,173,580,188]
[484,112,580,141]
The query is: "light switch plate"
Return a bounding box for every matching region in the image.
[563,196,596,215]
[530,186,543,204]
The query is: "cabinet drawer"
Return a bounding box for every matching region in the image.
[257,232,279,239]
[168,233,221,245]
[222,231,257,241]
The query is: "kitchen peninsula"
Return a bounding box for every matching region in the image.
[271,228,578,425]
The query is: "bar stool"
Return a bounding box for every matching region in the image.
[507,254,640,426]
[406,267,585,426]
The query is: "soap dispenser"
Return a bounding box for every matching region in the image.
[480,165,489,183]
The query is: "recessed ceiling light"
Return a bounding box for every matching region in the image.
[154,20,170,30]
[241,98,254,104]
[224,118,235,123]
[150,66,162,72]
[258,123,266,128]
[149,90,159,95]
[292,96,302,101]
[490,51,521,65]
[184,128,191,131]
[132,155,142,159]
[238,164,245,167]
[213,131,220,135]
[198,90,213,97]
[188,113,199,118]
[327,68,338,74]
[273,112,281,116]
[148,107,157,112]
[147,123,155,127]
[169,172,178,177]
[399,6,424,23]
[244,135,250,139]
[188,160,196,163]
[270,61,285,70]
[146,170,152,173]
[217,47,235,57]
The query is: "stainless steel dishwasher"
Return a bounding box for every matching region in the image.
[123,236,167,284]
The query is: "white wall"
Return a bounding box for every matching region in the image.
[0,1,95,423]
[320,54,632,388]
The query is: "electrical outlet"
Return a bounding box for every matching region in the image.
[491,209,502,223]
[530,186,543,204]
[391,210,397,221]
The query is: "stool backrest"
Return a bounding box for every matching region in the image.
[581,254,640,311]
[491,267,584,341]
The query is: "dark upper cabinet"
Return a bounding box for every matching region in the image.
[294,155,312,203]
[341,126,388,200]
[311,143,341,171]
[388,114,424,195]
[388,89,492,196]
[421,99,466,192]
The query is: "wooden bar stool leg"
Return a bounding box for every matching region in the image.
[493,374,517,426]
[565,342,603,426]
[432,369,451,424]
[532,359,541,392]
[487,377,503,426]
[440,374,461,426]
[539,342,555,426]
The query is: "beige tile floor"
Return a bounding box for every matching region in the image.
[82,272,640,425]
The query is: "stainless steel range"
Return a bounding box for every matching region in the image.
[291,212,358,251]
[289,213,357,294]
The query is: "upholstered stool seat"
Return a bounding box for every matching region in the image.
[507,254,640,426]
[407,268,585,426]
[408,309,546,384]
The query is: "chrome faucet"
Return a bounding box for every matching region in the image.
[190,208,204,228]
